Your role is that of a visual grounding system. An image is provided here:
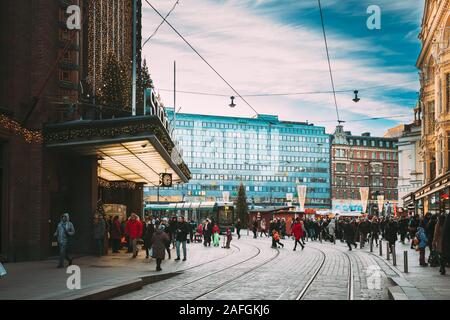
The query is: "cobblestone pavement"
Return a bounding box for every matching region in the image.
[117,235,393,300]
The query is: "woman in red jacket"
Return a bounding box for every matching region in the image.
[125,213,143,258]
[292,217,305,251]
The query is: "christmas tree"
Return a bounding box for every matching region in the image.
[236,183,249,225]
[98,52,131,115]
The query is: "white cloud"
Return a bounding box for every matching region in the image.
[141,0,420,136]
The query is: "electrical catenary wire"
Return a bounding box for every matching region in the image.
[317,0,340,123]
[156,80,418,98]
[143,0,260,117]
[313,114,413,124]
[141,0,180,49]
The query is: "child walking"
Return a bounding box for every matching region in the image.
[272,230,284,248]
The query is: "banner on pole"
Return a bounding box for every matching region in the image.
[222,191,230,202]
[377,195,385,214]
[359,187,369,213]
[297,185,307,212]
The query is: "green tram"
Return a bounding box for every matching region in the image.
[144,201,235,233]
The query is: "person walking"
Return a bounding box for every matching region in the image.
[426,215,437,265]
[385,217,398,254]
[292,218,305,251]
[151,224,170,271]
[168,216,178,249]
[189,219,196,243]
[93,214,106,257]
[398,217,408,244]
[260,219,268,237]
[175,216,189,261]
[344,219,357,251]
[212,223,220,247]
[358,218,370,248]
[441,213,450,275]
[111,216,122,253]
[235,219,241,239]
[160,222,172,259]
[225,227,232,249]
[433,214,446,275]
[272,230,284,248]
[252,217,258,239]
[416,222,428,267]
[327,218,336,244]
[280,219,287,239]
[144,217,155,259]
[370,217,380,247]
[203,219,212,247]
[409,216,419,249]
[54,213,75,268]
[125,213,143,258]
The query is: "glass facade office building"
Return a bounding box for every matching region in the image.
[145,109,331,209]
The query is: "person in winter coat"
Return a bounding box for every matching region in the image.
[212,224,220,247]
[175,216,189,261]
[370,217,380,246]
[225,227,232,249]
[398,217,408,244]
[327,219,336,244]
[93,214,106,257]
[280,219,287,239]
[272,230,284,248]
[441,213,450,274]
[384,218,398,253]
[235,219,241,239]
[426,215,437,262]
[344,220,357,251]
[433,214,446,275]
[292,218,305,251]
[111,216,122,253]
[151,224,170,271]
[203,219,212,247]
[358,218,370,248]
[143,218,155,259]
[416,222,428,266]
[409,216,419,248]
[54,213,75,268]
[168,217,178,249]
[260,219,268,237]
[252,217,258,239]
[125,213,143,258]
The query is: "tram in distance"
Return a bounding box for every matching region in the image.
[144,201,235,233]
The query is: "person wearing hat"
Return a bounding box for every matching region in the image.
[151,224,170,271]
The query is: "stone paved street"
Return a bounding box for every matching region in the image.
[2,233,449,300]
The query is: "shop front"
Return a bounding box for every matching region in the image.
[413,172,450,216]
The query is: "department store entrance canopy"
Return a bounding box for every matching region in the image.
[44,115,191,185]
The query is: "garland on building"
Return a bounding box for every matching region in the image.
[98,178,137,190]
[98,52,131,113]
[0,114,43,143]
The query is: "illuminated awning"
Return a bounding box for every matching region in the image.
[44,115,191,185]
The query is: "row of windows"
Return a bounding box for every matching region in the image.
[348,139,396,148]
[335,163,398,174]
[174,129,328,143]
[334,190,397,200]
[186,162,329,173]
[174,120,325,136]
[153,184,329,194]
[190,173,328,184]
[333,176,398,188]
[185,153,329,163]
[334,149,397,160]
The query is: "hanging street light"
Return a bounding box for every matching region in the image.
[352,90,360,103]
[229,96,236,108]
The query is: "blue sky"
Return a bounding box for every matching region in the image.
[141,0,425,136]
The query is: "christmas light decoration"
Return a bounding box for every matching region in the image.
[98,178,137,190]
[0,114,43,143]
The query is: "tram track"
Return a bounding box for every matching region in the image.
[142,240,275,300]
[296,244,354,300]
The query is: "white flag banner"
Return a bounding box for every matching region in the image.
[222,191,230,202]
[359,187,369,213]
[297,185,307,212]
[377,195,385,214]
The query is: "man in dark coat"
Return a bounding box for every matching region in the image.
[175,216,189,261]
[398,217,408,244]
[384,218,398,253]
[168,217,178,249]
[151,225,170,271]
[344,220,357,250]
[143,218,155,259]
[203,219,212,247]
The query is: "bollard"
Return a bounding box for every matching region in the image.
[370,238,373,253]
[379,240,383,256]
[404,251,408,273]
[392,245,397,266]
[387,243,390,260]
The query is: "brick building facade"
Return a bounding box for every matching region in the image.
[331,125,399,215]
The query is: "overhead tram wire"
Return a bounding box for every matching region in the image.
[143,0,260,117]
[141,0,180,49]
[317,0,341,123]
[155,80,418,98]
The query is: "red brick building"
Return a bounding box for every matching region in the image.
[331,125,399,216]
[0,0,189,262]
